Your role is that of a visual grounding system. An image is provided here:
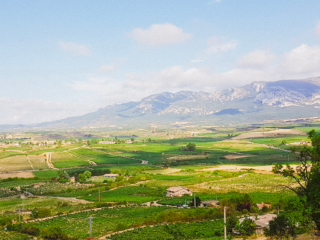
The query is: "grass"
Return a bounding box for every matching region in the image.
[81,186,165,203]
[33,170,59,179]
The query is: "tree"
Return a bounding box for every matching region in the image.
[188,196,201,207]
[272,163,283,174]
[265,214,301,239]
[280,129,320,232]
[78,171,92,182]
[237,218,256,236]
[186,143,196,151]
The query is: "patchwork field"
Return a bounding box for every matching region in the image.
[0,124,317,239]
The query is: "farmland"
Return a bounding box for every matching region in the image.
[0,124,316,239]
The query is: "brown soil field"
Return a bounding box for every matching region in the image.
[233,129,306,140]
[0,171,34,179]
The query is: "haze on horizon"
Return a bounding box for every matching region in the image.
[1,0,320,125]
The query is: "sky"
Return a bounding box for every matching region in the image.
[1,0,320,124]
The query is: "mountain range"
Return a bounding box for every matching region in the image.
[3,76,320,130]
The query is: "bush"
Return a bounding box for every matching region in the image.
[41,226,69,240]
[115,223,128,231]
[0,216,12,226]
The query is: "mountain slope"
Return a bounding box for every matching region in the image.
[3,77,320,129]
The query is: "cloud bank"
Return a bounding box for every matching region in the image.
[130,23,192,46]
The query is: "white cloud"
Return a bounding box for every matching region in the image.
[99,64,115,72]
[316,21,320,40]
[205,36,238,54]
[130,23,192,46]
[281,44,320,75]
[59,41,91,56]
[190,59,204,63]
[69,43,320,110]
[0,98,94,125]
[237,50,275,69]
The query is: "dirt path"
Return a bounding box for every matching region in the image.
[45,153,58,170]
[26,156,34,170]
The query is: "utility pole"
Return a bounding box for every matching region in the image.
[278,206,279,215]
[224,206,227,240]
[194,195,196,207]
[18,208,21,222]
[88,217,94,237]
[99,188,101,202]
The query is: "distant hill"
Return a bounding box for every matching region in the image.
[2,76,320,130]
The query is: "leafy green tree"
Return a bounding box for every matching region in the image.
[265,214,303,239]
[280,130,320,232]
[237,218,256,236]
[226,215,238,234]
[186,143,196,151]
[83,170,91,179]
[272,163,283,174]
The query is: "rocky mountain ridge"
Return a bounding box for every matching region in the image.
[2,77,320,129]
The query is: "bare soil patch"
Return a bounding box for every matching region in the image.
[233,129,306,140]
[0,171,34,179]
[224,154,253,160]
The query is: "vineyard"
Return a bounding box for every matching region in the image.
[0,229,29,240]
[26,182,94,195]
[73,148,141,165]
[110,219,225,240]
[0,155,33,171]
[0,187,18,198]
[82,186,166,203]
[192,172,293,193]
[51,151,91,168]
[28,206,172,239]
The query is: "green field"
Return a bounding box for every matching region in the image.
[0,125,315,239]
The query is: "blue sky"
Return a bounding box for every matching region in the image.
[1,0,320,124]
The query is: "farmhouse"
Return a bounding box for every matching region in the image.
[70,176,75,183]
[233,214,277,235]
[104,174,119,178]
[125,140,133,144]
[166,186,192,197]
[256,202,271,210]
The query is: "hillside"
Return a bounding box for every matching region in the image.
[3,77,320,129]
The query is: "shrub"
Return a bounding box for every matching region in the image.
[115,223,128,231]
[41,226,69,240]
